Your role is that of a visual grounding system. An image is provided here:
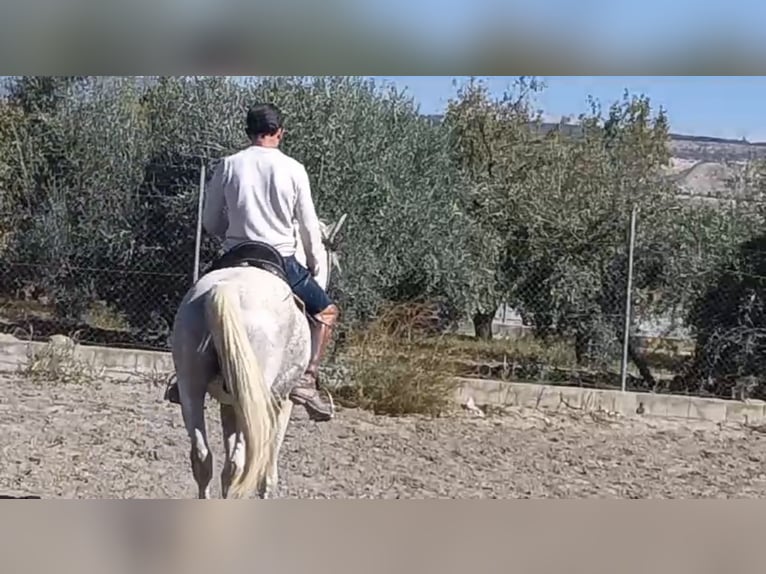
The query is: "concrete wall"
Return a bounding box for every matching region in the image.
[3,333,764,426]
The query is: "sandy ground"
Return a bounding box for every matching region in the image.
[1,373,765,499]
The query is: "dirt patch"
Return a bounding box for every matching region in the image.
[1,373,765,498]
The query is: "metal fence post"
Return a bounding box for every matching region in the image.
[620,205,638,392]
[193,161,206,283]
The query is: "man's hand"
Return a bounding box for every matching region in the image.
[309,256,329,289]
[308,257,321,277]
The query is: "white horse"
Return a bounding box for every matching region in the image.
[170,215,346,499]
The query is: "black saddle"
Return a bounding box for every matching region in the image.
[203,241,289,285]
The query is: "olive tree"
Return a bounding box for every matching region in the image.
[0,76,473,346]
[443,76,547,339]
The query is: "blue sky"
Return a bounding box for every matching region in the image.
[358,0,766,60]
[370,77,766,142]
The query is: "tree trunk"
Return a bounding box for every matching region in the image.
[473,311,495,341]
[574,331,590,365]
[628,340,657,389]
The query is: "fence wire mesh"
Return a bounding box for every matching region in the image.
[2,184,765,401]
[2,75,766,404]
[0,159,218,351]
[483,207,766,401]
[483,235,632,393]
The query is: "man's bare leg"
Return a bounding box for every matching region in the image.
[289,304,339,422]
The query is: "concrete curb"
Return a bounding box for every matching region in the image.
[2,334,764,425]
[455,377,766,426]
[0,334,173,379]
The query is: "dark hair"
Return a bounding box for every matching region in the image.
[245,103,283,138]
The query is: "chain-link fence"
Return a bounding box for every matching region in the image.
[2,155,764,402]
[2,170,764,402]
[0,158,217,351]
[481,200,766,401]
[470,233,634,394]
[1,76,765,403]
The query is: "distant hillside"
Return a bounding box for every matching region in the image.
[425,114,766,163]
[425,114,766,199]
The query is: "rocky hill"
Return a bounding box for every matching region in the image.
[664,135,765,200]
[668,133,766,162]
[427,114,765,199]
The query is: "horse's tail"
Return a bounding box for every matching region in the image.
[204,281,278,498]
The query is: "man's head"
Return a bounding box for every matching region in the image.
[245,103,284,147]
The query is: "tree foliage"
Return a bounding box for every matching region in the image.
[444,81,678,369]
[0,75,470,339]
[443,77,547,338]
[0,75,762,398]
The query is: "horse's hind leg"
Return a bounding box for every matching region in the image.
[221,398,290,499]
[180,383,213,499]
[258,398,293,499]
[220,403,245,499]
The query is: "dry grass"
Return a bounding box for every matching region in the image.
[18,335,104,385]
[334,303,461,417]
[0,296,55,322]
[0,297,130,332]
[333,303,588,416]
[418,332,577,367]
[82,301,130,331]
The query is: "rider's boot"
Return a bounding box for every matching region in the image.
[288,304,339,422]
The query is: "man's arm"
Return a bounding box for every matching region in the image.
[294,165,327,277]
[201,159,228,240]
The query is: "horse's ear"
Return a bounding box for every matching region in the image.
[329,251,342,274]
[326,213,348,249]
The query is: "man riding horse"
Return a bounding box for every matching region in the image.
[165,102,339,422]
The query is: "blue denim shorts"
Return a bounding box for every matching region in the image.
[283,256,332,316]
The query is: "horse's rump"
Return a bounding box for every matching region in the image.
[175,266,312,399]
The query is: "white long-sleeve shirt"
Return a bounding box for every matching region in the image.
[201,145,326,276]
